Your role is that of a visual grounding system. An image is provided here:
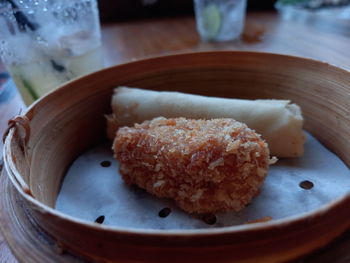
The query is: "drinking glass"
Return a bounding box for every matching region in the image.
[0,0,104,105]
[193,0,247,42]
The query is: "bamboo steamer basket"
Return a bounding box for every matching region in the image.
[2,51,350,263]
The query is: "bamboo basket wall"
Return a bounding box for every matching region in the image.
[2,51,350,262]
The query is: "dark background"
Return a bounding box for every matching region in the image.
[98,0,277,22]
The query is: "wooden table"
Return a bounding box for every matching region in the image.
[1,11,350,262]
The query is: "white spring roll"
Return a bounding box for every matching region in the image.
[107,87,305,158]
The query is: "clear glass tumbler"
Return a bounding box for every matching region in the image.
[0,72,25,156]
[0,0,104,105]
[193,0,247,42]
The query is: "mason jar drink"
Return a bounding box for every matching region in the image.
[0,0,104,105]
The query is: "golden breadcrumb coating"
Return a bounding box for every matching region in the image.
[113,117,273,214]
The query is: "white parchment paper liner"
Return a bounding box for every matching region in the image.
[56,133,350,229]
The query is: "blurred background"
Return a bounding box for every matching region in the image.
[98,0,277,22]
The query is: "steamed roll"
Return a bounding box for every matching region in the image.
[107,87,305,158]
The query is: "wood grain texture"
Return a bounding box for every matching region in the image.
[1,11,350,262]
[101,12,350,70]
[0,236,17,263]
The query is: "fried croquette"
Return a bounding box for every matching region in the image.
[113,117,274,214]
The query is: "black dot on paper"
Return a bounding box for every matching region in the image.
[95,215,105,224]
[202,214,217,225]
[158,208,171,218]
[100,160,111,167]
[299,180,314,190]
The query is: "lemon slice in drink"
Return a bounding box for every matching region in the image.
[201,3,222,40]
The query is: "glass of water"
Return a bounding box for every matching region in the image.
[0,0,104,105]
[193,0,247,42]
